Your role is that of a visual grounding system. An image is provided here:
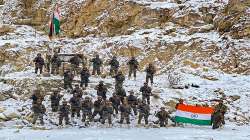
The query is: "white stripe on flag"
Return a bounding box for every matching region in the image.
[175,110,211,120]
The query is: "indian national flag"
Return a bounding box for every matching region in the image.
[175,104,214,125]
[49,5,61,39]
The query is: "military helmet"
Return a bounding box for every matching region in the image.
[99,81,104,84]
[179,98,184,103]
[129,90,134,95]
[37,53,42,56]
[160,107,165,110]
[97,96,102,100]
[62,100,67,104]
[85,96,90,100]
[118,71,123,74]
[144,82,148,85]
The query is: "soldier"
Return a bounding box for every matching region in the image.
[119,99,131,124]
[50,90,63,112]
[59,100,70,125]
[63,70,74,90]
[69,94,81,118]
[92,96,104,121]
[127,91,138,116]
[109,56,119,76]
[175,99,184,109]
[80,66,90,88]
[145,63,156,85]
[45,47,53,73]
[155,107,171,127]
[33,53,45,74]
[212,100,227,129]
[109,93,121,115]
[71,84,83,99]
[138,100,150,125]
[101,101,114,125]
[139,82,152,104]
[127,56,139,80]
[30,89,44,104]
[113,71,125,90]
[90,54,103,75]
[51,53,61,75]
[81,96,93,123]
[116,87,126,103]
[32,100,46,125]
[69,54,81,75]
[95,81,108,100]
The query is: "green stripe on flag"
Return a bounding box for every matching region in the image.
[175,116,212,125]
[53,18,60,35]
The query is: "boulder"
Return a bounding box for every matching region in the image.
[0,107,5,113]
[3,111,21,120]
[229,95,241,101]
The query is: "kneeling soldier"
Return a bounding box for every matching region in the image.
[155,107,171,127]
[32,100,46,125]
[59,100,70,125]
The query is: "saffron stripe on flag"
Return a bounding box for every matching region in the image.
[177,104,214,114]
[175,116,212,125]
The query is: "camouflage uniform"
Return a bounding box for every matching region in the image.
[81,97,93,122]
[33,53,45,74]
[109,56,119,76]
[90,55,103,75]
[50,91,63,112]
[80,67,90,87]
[95,81,108,100]
[127,91,138,116]
[92,97,104,120]
[119,103,131,124]
[145,63,156,84]
[30,90,44,104]
[32,101,46,125]
[69,94,81,118]
[51,54,61,75]
[115,87,126,103]
[113,71,125,90]
[69,55,81,75]
[64,70,74,90]
[127,57,139,79]
[59,101,70,125]
[109,93,121,114]
[101,102,114,125]
[139,83,152,104]
[155,107,171,127]
[45,48,53,73]
[71,85,84,99]
[138,101,150,125]
[212,101,227,129]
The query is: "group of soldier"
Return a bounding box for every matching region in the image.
[32,51,227,129]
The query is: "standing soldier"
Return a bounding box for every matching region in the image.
[127,91,138,116]
[101,101,114,126]
[127,56,139,80]
[212,100,227,129]
[109,93,121,115]
[81,96,93,123]
[51,53,61,75]
[33,53,45,74]
[92,96,104,121]
[109,56,119,76]
[45,47,53,73]
[71,84,83,99]
[137,100,150,126]
[90,54,103,76]
[50,90,63,112]
[69,54,81,75]
[64,69,74,90]
[119,99,131,125]
[59,100,70,125]
[69,94,81,118]
[80,66,90,88]
[116,87,126,103]
[113,71,125,90]
[145,63,156,85]
[30,89,44,104]
[139,82,152,104]
[155,107,171,127]
[95,81,108,100]
[32,100,46,125]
